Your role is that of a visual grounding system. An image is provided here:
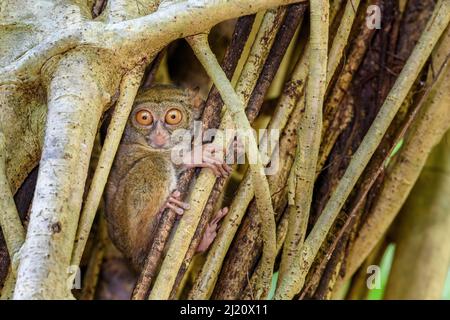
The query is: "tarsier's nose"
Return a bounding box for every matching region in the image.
[150,121,169,148]
[152,134,167,147]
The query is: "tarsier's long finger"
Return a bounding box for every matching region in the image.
[168,196,190,210]
[216,162,230,177]
[200,162,221,177]
[196,230,217,253]
[211,207,228,225]
[222,163,232,175]
[202,154,223,165]
[199,158,223,177]
[204,156,229,177]
[166,203,184,215]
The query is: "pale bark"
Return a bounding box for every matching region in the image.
[79,214,107,300]
[71,65,145,268]
[0,132,25,261]
[14,49,121,299]
[326,0,361,85]
[276,0,329,299]
[384,130,450,299]
[1,0,305,84]
[0,132,25,300]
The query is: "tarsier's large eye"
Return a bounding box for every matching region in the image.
[165,108,183,125]
[135,110,153,126]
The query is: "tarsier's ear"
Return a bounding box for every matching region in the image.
[188,86,204,119]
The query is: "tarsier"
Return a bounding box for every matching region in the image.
[105,85,230,270]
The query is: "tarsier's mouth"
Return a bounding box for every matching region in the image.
[149,142,172,150]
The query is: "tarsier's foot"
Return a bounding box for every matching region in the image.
[196,207,229,253]
[164,190,190,216]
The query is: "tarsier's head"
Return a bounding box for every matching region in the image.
[122,85,203,151]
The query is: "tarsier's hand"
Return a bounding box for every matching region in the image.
[160,190,190,216]
[196,207,229,253]
[184,143,231,177]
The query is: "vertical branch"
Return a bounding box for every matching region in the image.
[232,8,287,102]
[0,132,25,299]
[384,133,450,300]
[326,0,361,85]
[276,0,329,299]
[318,1,378,170]
[71,65,145,268]
[384,130,450,299]
[79,214,108,300]
[14,49,121,299]
[0,132,25,262]
[245,4,308,121]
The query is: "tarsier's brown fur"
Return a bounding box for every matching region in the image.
[105,85,229,270]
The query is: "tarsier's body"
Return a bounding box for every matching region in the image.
[105,85,229,269]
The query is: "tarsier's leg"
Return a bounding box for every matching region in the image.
[160,192,228,252]
[196,207,229,253]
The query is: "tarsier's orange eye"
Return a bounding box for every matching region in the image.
[165,108,183,125]
[135,110,153,126]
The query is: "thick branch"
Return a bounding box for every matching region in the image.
[71,65,145,268]
[276,0,329,299]
[13,49,122,299]
[1,0,306,84]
